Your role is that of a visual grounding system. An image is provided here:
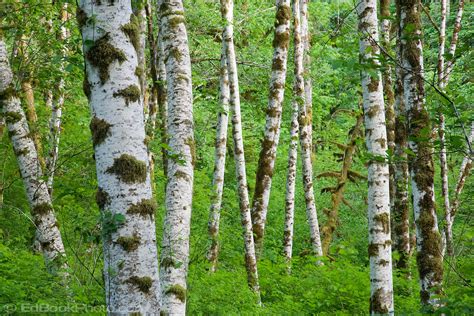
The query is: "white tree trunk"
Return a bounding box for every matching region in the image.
[157,1,195,314]
[251,0,291,256]
[443,0,465,85]
[357,1,394,314]
[283,0,302,263]
[46,3,69,195]
[78,1,160,312]
[446,122,473,256]
[298,0,322,257]
[398,0,444,307]
[2,38,67,274]
[221,0,261,300]
[207,46,230,272]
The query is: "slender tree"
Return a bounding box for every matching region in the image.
[78,1,160,312]
[283,0,302,263]
[207,46,230,271]
[157,0,195,313]
[251,0,291,256]
[221,0,261,299]
[1,38,67,274]
[357,0,394,313]
[299,0,322,256]
[397,0,444,306]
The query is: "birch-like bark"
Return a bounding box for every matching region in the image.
[251,0,291,256]
[445,122,473,256]
[158,1,195,314]
[207,47,230,272]
[357,1,394,314]
[380,0,396,216]
[299,0,322,257]
[398,0,444,306]
[221,0,261,299]
[443,0,465,85]
[393,12,411,269]
[46,3,68,195]
[1,38,67,273]
[78,1,160,312]
[283,0,302,263]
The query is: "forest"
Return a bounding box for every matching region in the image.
[0,0,472,314]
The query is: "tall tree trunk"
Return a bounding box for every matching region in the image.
[357,0,394,314]
[392,16,411,269]
[46,3,69,195]
[283,0,302,263]
[443,0,465,86]
[221,0,261,300]
[445,122,473,256]
[207,46,230,272]
[157,1,195,314]
[397,0,444,307]
[78,1,160,312]
[299,0,322,256]
[379,0,396,218]
[320,114,363,256]
[251,0,291,257]
[1,37,67,274]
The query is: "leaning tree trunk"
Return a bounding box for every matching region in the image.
[298,0,322,256]
[46,3,69,195]
[398,0,444,307]
[221,0,261,300]
[78,1,160,312]
[157,1,195,314]
[379,0,396,217]
[445,122,473,256]
[251,0,291,256]
[443,0,465,86]
[283,0,302,263]
[207,46,230,272]
[392,12,411,270]
[357,0,394,314]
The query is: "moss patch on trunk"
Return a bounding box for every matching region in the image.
[106,154,147,184]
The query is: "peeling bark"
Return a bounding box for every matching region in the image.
[299,0,322,257]
[357,0,394,314]
[78,1,160,312]
[251,0,291,257]
[397,0,443,307]
[207,45,230,272]
[157,0,195,314]
[221,0,261,300]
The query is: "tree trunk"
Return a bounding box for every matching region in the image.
[298,0,323,257]
[443,0,465,86]
[221,0,261,300]
[379,0,396,218]
[321,114,363,256]
[445,122,473,256]
[157,1,195,314]
[46,3,69,195]
[78,1,160,312]
[251,0,291,257]
[283,0,302,264]
[207,46,230,272]
[397,0,444,307]
[357,0,394,314]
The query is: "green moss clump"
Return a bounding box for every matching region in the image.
[96,187,110,209]
[106,154,147,184]
[83,77,91,100]
[4,111,22,124]
[370,288,389,314]
[367,77,379,92]
[116,235,140,252]
[76,7,88,28]
[86,34,126,84]
[128,276,152,293]
[368,243,379,257]
[121,14,140,52]
[32,203,53,216]
[160,257,176,269]
[373,213,390,234]
[134,66,143,79]
[168,15,185,29]
[165,284,187,303]
[127,198,157,218]
[89,117,111,146]
[113,85,140,106]
[14,147,30,156]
